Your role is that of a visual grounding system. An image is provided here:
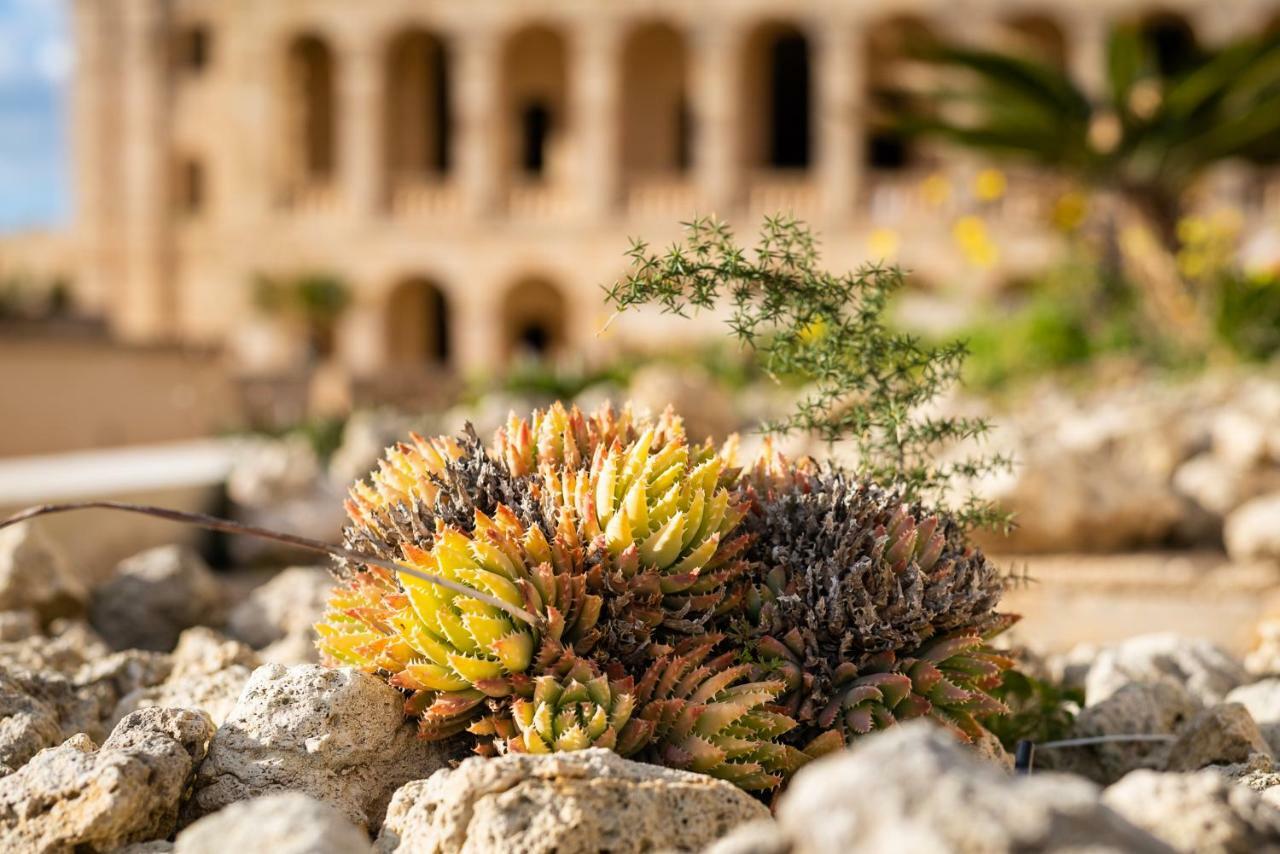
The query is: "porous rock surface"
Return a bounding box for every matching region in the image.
[749,721,1169,853]
[375,748,769,854]
[0,667,100,770]
[90,545,225,651]
[175,792,372,854]
[1227,678,1280,756]
[111,628,260,728]
[1086,633,1248,707]
[0,523,86,624]
[226,565,331,663]
[185,663,458,831]
[1164,703,1272,772]
[0,707,214,853]
[1104,769,1280,853]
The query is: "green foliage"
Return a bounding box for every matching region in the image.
[982,669,1084,752]
[901,28,1280,216]
[1213,272,1280,361]
[605,215,1010,531]
[253,272,351,323]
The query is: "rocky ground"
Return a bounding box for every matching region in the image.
[3,368,1279,852]
[2,515,1280,852]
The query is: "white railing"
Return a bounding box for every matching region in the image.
[390,179,463,219]
[746,172,819,217]
[625,176,701,220]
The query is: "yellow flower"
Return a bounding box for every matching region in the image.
[920,173,952,208]
[1051,192,1088,233]
[973,169,1007,202]
[867,227,901,260]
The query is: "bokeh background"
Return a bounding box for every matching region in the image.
[1,0,1278,656]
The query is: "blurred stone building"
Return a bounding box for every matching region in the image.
[27,0,1280,386]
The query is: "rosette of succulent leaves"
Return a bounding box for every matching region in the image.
[316,401,1017,792]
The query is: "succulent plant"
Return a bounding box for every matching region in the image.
[314,403,1017,791]
[725,445,1015,749]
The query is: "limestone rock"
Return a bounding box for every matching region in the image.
[1165,703,1272,773]
[702,819,790,854]
[1038,681,1201,784]
[1226,493,1280,565]
[1248,620,1280,677]
[1104,769,1280,853]
[168,627,260,679]
[72,650,173,730]
[628,364,739,443]
[375,748,768,854]
[770,721,1167,853]
[226,566,332,654]
[0,619,110,675]
[1227,679,1280,756]
[1087,634,1248,707]
[0,523,86,624]
[0,667,102,769]
[90,546,225,652]
[0,611,38,642]
[110,630,259,727]
[186,664,458,831]
[175,793,372,854]
[0,708,214,853]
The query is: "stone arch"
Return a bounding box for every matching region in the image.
[1138,11,1199,76]
[743,22,813,170]
[386,276,451,366]
[385,29,451,182]
[1001,14,1067,68]
[502,276,567,361]
[502,25,569,181]
[285,33,338,183]
[622,22,691,177]
[864,16,938,171]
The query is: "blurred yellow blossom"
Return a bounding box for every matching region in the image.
[1051,191,1088,233]
[867,227,901,260]
[952,216,999,269]
[920,173,952,208]
[973,168,1007,202]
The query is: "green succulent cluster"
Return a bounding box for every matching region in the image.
[317,402,1016,790]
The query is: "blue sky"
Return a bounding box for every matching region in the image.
[0,0,71,233]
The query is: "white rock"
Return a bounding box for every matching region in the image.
[1104,769,1280,852]
[627,364,739,443]
[186,664,459,831]
[375,748,768,854]
[1212,409,1271,469]
[1226,493,1280,565]
[89,546,225,652]
[168,627,260,680]
[1087,634,1248,707]
[0,523,86,623]
[227,435,322,506]
[226,566,332,651]
[1039,681,1201,785]
[0,668,101,770]
[176,793,372,854]
[1227,679,1280,757]
[1164,703,1272,772]
[0,619,110,675]
[769,721,1166,853]
[0,708,214,853]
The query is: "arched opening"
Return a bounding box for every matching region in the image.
[865,17,937,172]
[286,34,337,184]
[502,26,569,182]
[386,277,451,366]
[502,277,566,361]
[622,22,691,178]
[744,23,812,170]
[386,30,451,182]
[1138,13,1199,77]
[1001,15,1067,68]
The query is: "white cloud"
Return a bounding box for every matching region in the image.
[35,37,70,82]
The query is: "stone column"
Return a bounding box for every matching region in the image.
[69,0,116,315]
[814,21,861,221]
[691,22,745,215]
[341,35,385,218]
[574,21,623,217]
[454,26,502,217]
[118,0,173,341]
